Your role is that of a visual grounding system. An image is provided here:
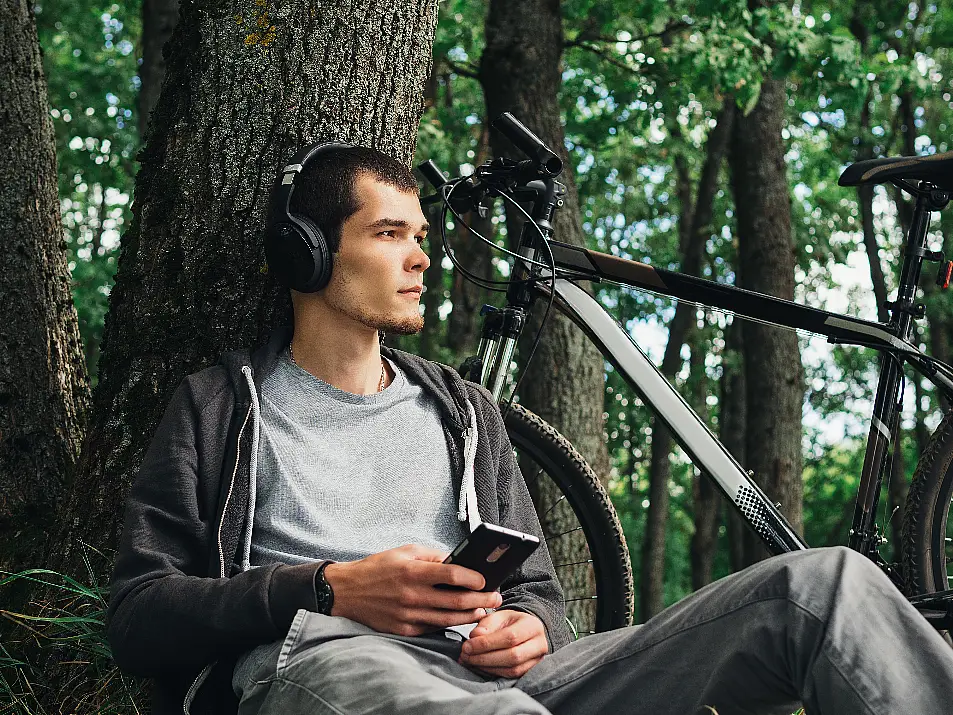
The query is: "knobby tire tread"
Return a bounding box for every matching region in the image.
[901,409,953,596]
[503,403,635,632]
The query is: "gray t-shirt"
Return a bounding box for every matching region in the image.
[246,348,466,567]
[233,349,467,696]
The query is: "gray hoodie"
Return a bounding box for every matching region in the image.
[106,326,568,715]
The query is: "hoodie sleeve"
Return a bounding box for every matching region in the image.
[105,375,320,677]
[468,386,571,653]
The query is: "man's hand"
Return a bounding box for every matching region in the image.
[324,544,502,637]
[458,609,548,678]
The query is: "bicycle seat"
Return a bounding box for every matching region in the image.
[838,151,953,192]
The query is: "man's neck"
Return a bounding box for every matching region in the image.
[290,310,389,396]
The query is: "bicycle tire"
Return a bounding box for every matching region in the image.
[503,403,634,636]
[901,409,953,597]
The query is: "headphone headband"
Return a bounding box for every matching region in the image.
[265,140,356,293]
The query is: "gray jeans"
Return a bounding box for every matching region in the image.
[232,547,953,714]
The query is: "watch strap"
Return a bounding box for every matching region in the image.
[312,560,336,615]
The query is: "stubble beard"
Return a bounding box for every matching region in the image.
[325,277,424,336]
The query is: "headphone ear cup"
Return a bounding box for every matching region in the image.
[292,215,333,292]
[264,217,331,293]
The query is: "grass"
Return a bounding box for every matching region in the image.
[0,543,146,714]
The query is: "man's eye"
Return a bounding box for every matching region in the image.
[416,235,426,244]
[378,230,395,237]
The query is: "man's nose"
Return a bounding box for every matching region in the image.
[411,244,431,272]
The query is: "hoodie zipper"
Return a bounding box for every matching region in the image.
[183,401,253,714]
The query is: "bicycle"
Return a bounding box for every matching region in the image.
[418,112,953,638]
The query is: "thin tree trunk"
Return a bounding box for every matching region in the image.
[138,0,180,141]
[689,327,720,589]
[888,430,907,563]
[0,0,90,579]
[479,0,609,480]
[447,128,494,365]
[641,102,734,617]
[418,203,445,361]
[44,0,439,594]
[720,320,749,572]
[729,78,804,566]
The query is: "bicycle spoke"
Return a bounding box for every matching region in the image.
[554,559,594,568]
[525,465,545,487]
[540,494,567,522]
[547,525,584,540]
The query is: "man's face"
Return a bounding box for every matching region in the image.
[319,173,430,335]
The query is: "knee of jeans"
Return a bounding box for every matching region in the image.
[787,546,888,615]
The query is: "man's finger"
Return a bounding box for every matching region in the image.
[465,612,533,655]
[462,638,543,668]
[470,656,543,679]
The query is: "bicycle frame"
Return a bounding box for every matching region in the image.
[469,183,953,586]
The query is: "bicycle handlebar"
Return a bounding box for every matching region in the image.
[491,112,563,177]
[417,113,563,209]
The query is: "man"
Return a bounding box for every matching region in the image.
[107,145,953,715]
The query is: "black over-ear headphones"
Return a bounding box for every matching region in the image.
[265,141,355,293]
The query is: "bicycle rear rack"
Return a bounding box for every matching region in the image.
[909,590,953,630]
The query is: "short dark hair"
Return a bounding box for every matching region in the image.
[286,146,419,253]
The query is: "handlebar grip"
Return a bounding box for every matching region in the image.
[417,160,449,190]
[491,113,563,176]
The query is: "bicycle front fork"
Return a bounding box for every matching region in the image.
[459,304,526,403]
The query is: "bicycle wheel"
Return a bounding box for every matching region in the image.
[901,409,953,596]
[503,403,634,636]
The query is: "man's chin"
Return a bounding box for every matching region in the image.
[377,315,425,336]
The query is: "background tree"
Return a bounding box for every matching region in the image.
[26,1,440,707]
[0,0,90,582]
[138,0,179,140]
[479,0,612,483]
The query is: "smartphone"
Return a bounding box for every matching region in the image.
[436,523,540,592]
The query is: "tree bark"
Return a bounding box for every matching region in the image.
[688,328,720,590]
[447,127,494,366]
[138,0,180,141]
[0,0,90,577]
[44,0,439,588]
[888,429,907,563]
[856,91,890,323]
[446,208,494,363]
[641,102,734,617]
[418,202,446,361]
[478,0,610,481]
[728,78,804,565]
[720,320,750,572]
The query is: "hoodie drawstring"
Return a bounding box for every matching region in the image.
[240,366,262,572]
[456,398,483,533]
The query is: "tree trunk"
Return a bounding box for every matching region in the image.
[688,328,720,590]
[418,202,446,361]
[446,208,494,363]
[641,102,734,617]
[138,0,180,141]
[729,78,804,565]
[720,321,750,572]
[888,430,907,563]
[478,0,609,480]
[446,124,494,366]
[0,0,90,578]
[44,0,439,591]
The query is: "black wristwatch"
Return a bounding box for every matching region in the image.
[313,560,336,615]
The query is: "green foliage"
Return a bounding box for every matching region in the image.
[36,0,141,383]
